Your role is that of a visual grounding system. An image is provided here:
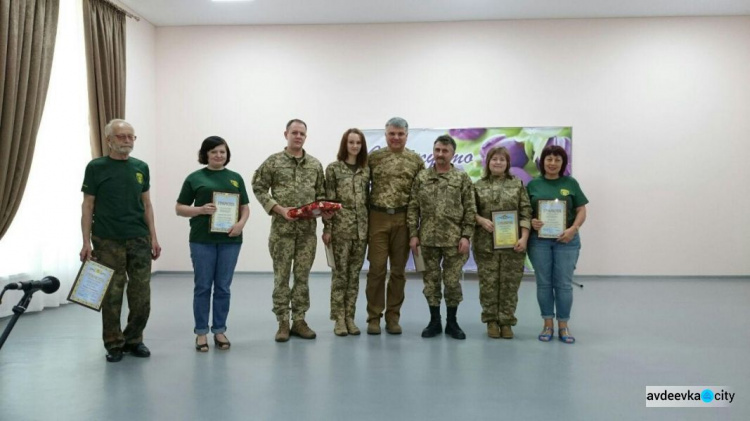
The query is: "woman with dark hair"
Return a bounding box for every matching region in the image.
[527,145,588,344]
[322,128,370,336]
[176,136,250,351]
[472,147,532,339]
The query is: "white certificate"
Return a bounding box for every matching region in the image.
[413,246,426,272]
[67,260,115,311]
[538,199,567,239]
[325,243,335,269]
[210,192,240,233]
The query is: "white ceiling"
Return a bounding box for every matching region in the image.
[117,0,750,27]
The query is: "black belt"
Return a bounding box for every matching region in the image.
[370,205,408,215]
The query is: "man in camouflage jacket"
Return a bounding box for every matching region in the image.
[252,119,327,342]
[366,117,424,335]
[408,135,476,340]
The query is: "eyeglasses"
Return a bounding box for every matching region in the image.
[113,134,137,141]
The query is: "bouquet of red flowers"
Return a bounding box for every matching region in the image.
[287,201,342,219]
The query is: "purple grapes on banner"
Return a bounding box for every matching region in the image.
[510,167,532,184]
[449,128,486,140]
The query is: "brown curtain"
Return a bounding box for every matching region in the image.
[82,0,125,158]
[0,0,60,241]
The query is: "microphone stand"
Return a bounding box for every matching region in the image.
[0,290,35,351]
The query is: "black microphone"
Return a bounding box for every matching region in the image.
[4,276,60,294]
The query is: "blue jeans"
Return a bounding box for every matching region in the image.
[528,233,581,321]
[189,242,242,335]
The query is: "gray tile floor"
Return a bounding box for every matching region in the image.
[1,274,748,421]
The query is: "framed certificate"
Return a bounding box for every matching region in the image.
[412,246,426,272]
[492,210,519,249]
[67,260,115,311]
[538,199,567,239]
[325,243,335,269]
[210,192,240,233]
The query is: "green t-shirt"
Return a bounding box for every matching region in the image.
[81,156,150,239]
[177,168,250,243]
[526,176,589,228]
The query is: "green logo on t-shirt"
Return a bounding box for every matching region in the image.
[136,172,144,184]
[560,189,570,196]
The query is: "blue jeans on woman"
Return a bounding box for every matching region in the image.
[528,232,580,321]
[189,242,242,335]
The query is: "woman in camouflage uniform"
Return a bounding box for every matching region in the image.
[322,129,370,336]
[472,147,532,339]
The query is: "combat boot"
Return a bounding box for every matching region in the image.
[487,321,501,339]
[275,320,290,342]
[421,306,442,338]
[500,325,514,339]
[367,319,381,335]
[385,319,402,335]
[291,320,317,339]
[345,317,361,335]
[334,318,348,336]
[445,306,466,340]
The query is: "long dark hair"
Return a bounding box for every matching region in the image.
[336,128,368,167]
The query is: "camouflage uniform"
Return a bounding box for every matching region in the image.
[92,236,152,349]
[323,161,370,321]
[472,175,532,325]
[366,147,424,324]
[252,149,325,322]
[407,165,476,306]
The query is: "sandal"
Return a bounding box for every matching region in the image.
[195,335,209,352]
[538,326,554,342]
[214,334,231,350]
[558,327,575,344]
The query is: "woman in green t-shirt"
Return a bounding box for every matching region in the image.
[176,136,250,352]
[526,145,588,344]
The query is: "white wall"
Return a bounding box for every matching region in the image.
[125,16,159,269]
[152,17,750,276]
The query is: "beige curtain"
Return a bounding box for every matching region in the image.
[82,0,125,158]
[0,0,60,241]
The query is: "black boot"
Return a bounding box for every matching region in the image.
[421,306,442,338]
[445,306,466,340]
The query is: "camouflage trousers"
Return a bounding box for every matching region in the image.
[475,249,525,325]
[269,227,316,321]
[421,246,468,307]
[92,235,152,351]
[329,238,366,320]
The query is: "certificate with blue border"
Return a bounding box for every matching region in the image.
[538,199,567,239]
[210,192,240,233]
